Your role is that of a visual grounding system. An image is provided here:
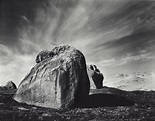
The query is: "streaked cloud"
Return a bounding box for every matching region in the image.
[99,52,155,67]
[0,0,155,85]
[0,44,35,86]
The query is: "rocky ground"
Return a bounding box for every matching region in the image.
[0,87,155,121]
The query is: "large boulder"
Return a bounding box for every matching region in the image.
[13,45,90,109]
[5,81,17,89]
[87,65,104,89]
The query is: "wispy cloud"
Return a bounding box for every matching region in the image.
[0,44,35,86]
[118,52,155,66]
[0,0,155,86]
[98,52,155,67]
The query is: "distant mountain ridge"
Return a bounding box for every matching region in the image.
[104,72,155,91]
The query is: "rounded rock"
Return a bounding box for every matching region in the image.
[14,45,90,109]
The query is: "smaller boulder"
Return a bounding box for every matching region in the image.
[87,65,104,89]
[5,81,17,89]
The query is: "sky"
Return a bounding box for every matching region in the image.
[0,0,155,86]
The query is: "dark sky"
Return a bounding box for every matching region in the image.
[0,0,155,86]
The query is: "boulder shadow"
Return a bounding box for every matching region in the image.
[75,93,135,108]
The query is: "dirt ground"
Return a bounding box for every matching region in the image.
[0,88,155,121]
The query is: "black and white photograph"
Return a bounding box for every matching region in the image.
[0,0,155,120]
